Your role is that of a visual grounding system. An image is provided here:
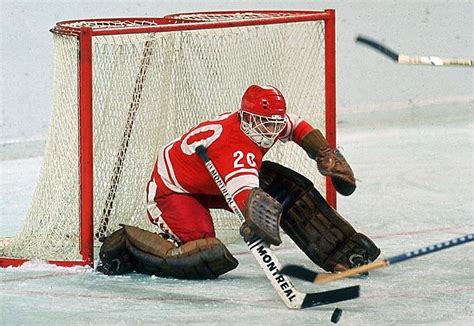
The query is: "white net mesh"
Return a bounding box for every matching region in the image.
[60,20,162,29]
[168,12,298,21]
[1,15,329,262]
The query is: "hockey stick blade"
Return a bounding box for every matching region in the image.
[355,35,399,62]
[281,233,473,284]
[355,34,473,67]
[300,285,360,308]
[280,264,320,282]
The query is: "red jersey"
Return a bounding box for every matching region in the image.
[150,112,313,211]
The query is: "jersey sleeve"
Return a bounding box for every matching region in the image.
[233,188,252,212]
[279,113,315,144]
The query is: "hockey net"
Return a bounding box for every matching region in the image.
[0,11,336,266]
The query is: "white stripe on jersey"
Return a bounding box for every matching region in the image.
[225,173,259,198]
[147,179,161,217]
[157,142,189,193]
[224,168,258,183]
[280,113,303,142]
[180,124,223,155]
[146,178,181,244]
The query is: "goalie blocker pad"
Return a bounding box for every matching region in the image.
[97,225,238,279]
[259,161,381,272]
[243,188,282,246]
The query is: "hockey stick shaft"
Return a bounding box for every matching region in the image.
[195,146,246,224]
[97,40,154,237]
[282,234,473,284]
[195,145,359,309]
[356,35,473,67]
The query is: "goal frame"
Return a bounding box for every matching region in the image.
[0,9,337,268]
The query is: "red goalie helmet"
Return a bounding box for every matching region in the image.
[240,85,287,117]
[239,85,288,148]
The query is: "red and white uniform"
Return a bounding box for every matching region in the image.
[146,111,314,244]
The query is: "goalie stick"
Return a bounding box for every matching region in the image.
[280,233,473,284]
[195,145,359,309]
[355,35,473,67]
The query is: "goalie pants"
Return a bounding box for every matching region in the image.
[146,174,231,244]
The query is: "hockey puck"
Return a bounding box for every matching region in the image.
[331,308,343,324]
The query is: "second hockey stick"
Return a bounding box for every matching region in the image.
[356,35,473,67]
[280,233,473,284]
[195,145,359,309]
[97,40,155,238]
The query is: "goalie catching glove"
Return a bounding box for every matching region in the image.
[97,225,238,279]
[300,129,356,196]
[259,161,380,272]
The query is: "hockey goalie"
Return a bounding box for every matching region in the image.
[97,85,380,279]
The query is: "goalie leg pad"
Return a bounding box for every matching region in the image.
[124,225,238,279]
[327,232,381,271]
[259,161,380,272]
[97,227,134,275]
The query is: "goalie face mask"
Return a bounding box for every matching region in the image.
[240,111,287,148]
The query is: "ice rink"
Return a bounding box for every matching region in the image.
[1,100,473,325]
[1,1,473,324]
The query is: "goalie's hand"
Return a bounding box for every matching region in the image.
[239,222,260,244]
[317,148,356,196]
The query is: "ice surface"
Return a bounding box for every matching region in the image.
[1,103,473,325]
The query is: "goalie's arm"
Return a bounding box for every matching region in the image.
[282,116,356,196]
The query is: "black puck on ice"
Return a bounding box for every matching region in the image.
[331,308,343,323]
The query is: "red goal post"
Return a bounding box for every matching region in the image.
[0,10,337,268]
